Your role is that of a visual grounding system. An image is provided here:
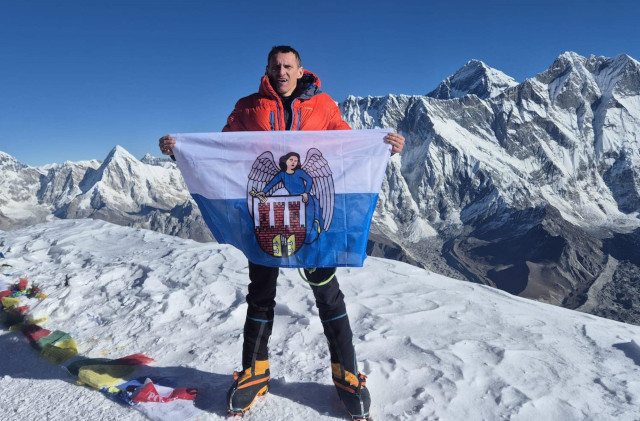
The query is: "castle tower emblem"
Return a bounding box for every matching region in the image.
[247,148,335,258]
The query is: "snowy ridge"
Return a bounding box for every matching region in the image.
[427,59,519,99]
[140,153,175,168]
[68,145,186,214]
[0,146,212,242]
[340,52,640,324]
[1,219,639,420]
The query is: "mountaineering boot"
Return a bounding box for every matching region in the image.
[332,363,371,420]
[226,360,270,416]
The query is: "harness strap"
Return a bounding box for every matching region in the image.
[297,268,336,287]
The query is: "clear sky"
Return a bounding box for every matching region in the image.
[1,0,639,166]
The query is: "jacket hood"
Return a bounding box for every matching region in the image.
[259,69,323,100]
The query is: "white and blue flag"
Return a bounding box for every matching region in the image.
[173,129,391,268]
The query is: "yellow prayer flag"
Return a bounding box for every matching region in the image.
[77,364,135,389]
[40,338,79,364]
[2,296,21,309]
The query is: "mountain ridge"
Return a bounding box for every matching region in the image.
[1,51,639,324]
[427,59,519,100]
[341,51,640,323]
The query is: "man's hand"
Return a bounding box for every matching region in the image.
[159,135,176,155]
[385,132,405,155]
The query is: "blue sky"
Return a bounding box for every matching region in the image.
[1,0,639,166]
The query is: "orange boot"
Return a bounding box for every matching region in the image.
[332,363,371,420]
[226,360,270,416]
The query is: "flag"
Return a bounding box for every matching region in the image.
[173,129,391,268]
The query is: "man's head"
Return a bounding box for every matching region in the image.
[266,45,303,97]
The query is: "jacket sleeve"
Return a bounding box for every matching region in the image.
[222,100,245,132]
[222,111,239,132]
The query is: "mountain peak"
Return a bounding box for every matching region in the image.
[537,52,640,99]
[106,144,131,158]
[0,150,16,162]
[558,51,584,61]
[582,53,640,77]
[535,52,592,86]
[0,150,27,171]
[76,145,141,192]
[103,145,139,166]
[427,59,518,100]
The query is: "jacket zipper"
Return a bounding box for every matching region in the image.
[288,99,296,131]
[288,99,301,131]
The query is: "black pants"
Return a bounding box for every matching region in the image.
[242,261,356,375]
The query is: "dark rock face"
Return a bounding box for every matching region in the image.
[366,233,422,268]
[583,260,640,325]
[443,206,607,306]
[604,228,640,266]
[579,229,640,325]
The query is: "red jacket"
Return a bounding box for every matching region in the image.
[222,70,351,132]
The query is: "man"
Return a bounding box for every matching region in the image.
[159,46,404,420]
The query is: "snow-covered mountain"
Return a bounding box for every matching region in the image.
[1,52,639,325]
[427,59,519,99]
[0,151,55,229]
[0,147,212,242]
[1,219,639,420]
[341,52,640,324]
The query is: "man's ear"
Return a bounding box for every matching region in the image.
[297,66,304,80]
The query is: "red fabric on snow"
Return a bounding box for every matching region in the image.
[14,305,28,315]
[133,382,197,403]
[115,353,156,365]
[22,325,52,342]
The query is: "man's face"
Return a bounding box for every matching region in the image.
[266,52,303,97]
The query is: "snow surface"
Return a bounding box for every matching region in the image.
[1,219,640,421]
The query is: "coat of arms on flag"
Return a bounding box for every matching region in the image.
[247,148,334,258]
[172,129,391,268]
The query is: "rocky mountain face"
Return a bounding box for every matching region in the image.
[342,51,640,324]
[1,52,638,324]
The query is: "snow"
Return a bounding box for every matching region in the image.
[406,218,437,242]
[1,219,640,421]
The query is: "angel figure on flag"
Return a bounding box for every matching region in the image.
[248,148,334,246]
